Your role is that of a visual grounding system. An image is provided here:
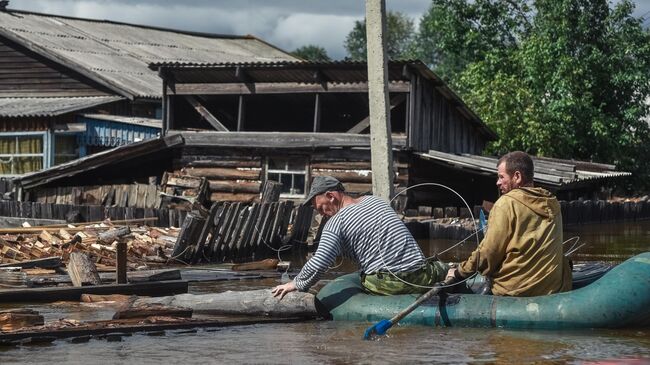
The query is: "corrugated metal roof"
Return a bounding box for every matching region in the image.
[0,96,123,117]
[0,9,297,99]
[417,150,631,188]
[80,114,161,129]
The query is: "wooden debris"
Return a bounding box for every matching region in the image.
[67,252,101,287]
[231,258,279,271]
[0,280,188,303]
[0,225,179,269]
[0,309,44,332]
[80,294,133,303]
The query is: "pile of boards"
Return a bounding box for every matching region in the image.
[0,223,180,274]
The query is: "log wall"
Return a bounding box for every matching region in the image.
[173,147,411,204]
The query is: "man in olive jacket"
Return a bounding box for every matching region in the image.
[447,151,572,296]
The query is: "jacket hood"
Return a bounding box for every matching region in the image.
[504,187,560,221]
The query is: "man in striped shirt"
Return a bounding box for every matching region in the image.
[272,176,448,299]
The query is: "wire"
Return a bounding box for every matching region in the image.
[377,182,483,290]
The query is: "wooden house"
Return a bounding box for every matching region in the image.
[13,60,501,209]
[0,6,296,176]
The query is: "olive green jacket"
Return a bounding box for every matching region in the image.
[459,187,572,296]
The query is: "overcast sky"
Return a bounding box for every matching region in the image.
[9,0,650,59]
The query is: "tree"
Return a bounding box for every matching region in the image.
[344,11,416,61]
[416,0,650,191]
[291,45,331,62]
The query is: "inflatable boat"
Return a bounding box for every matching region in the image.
[315,252,650,329]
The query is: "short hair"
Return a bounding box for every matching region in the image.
[497,151,534,183]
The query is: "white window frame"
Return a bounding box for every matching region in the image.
[0,131,50,177]
[265,157,308,198]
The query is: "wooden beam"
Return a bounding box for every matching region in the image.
[0,280,189,303]
[237,95,246,131]
[184,96,229,131]
[168,81,410,95]
[313,93,321,132]
[177,131,407,149]
[346,93,406,134]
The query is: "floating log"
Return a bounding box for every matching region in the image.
[231,258,279,271]
[0,280,189,303]
[135,289,318,318]
[113,303,193,320]
[81,294,132,303]
[67,252,101,287]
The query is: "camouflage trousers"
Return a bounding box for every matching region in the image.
[360,261,450,295]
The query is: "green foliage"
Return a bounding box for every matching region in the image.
[291,44,331,62]
[344,11,416,61]
[417,0,650,191]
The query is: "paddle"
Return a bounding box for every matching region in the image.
[363,276,456,340]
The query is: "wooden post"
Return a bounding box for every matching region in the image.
[365,0,394,201]
[313,93,321,132]
[261,180,283,203]
[67,252,101,287]
[237,95,246,131]
[116,241,127,284]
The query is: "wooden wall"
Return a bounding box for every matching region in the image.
[174,147,410,204]
[408,74,487,154]
[0,37,111,97]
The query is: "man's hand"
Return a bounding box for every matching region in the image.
[446,267,459,281]
[272,281,297,300]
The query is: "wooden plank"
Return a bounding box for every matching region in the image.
[208,180,261,194]
[224,205,248,261]
[191,202,221,264]
[67,252,102,287]
[178,131,408,149]
[0,280,189,303]
[184,159,261,168]
[169,81,409,95]
[184,167,260,180]
[184,95,229,132]
[346,94,406,134]
[0,257,61,269]
[0,316,307,344]
[210,192,257,203]
[237,203,260,259]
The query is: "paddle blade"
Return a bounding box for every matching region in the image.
[363,319,393,340]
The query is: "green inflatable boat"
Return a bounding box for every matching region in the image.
[315,252,650,329]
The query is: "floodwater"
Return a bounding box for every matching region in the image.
[1,221,650,364]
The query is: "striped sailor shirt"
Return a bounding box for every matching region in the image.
[294,195,426,292]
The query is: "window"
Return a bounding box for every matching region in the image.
[0,134,45,175]
[266,157,307,197]
[54,135,79,165]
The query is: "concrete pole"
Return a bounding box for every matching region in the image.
[365,0,394,201]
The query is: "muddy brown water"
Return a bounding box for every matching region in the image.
[1,221,649,364]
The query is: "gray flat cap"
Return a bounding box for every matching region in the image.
[302,176,345,206]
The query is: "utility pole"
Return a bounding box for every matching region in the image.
[365,0,394,201]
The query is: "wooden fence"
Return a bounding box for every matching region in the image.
[171,201,314,264]
[0,200,185,228]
